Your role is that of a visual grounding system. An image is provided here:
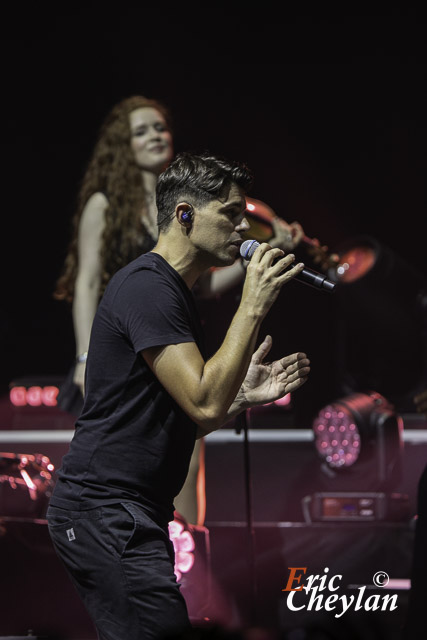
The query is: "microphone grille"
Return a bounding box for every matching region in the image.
[240,239,260,260]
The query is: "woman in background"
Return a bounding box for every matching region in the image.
[55,95,173,397]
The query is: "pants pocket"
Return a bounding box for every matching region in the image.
[100,502,137,559]
[46,506,74,529]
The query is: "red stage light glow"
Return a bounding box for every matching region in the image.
[261,393,291,408]
[26,387,43,407]
[9,386,59,407]
[335,246,376,283]
[9,387,27,406]
[42,386,59,406]
[168,518,196,581]
[274,393,291,407]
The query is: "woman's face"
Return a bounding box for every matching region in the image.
[129,107,173,173]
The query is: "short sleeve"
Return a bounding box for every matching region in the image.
[113,269,195,354]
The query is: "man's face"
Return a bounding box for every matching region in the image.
[190,183,250,267]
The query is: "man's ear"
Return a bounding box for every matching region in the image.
[176,202,193,228]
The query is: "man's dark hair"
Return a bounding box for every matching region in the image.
[156,152,253,231]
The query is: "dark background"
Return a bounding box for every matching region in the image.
[2,10,427,424]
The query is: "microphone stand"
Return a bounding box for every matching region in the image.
[235,409,258,626]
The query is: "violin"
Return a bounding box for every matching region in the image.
[244,197,340,273]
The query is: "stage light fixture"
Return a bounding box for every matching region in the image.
[327,236,427,411]
[312,391,404,490]
[0,452,55,518]
[9,376,66,408]
[313,405,361,469]
[329,237,378,284]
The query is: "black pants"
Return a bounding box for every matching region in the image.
[47,502,190,640]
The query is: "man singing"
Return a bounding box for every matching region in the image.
[47,152,310,640]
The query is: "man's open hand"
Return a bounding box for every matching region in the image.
[240,335,310,407]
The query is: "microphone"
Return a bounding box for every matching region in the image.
[240,239,336,293]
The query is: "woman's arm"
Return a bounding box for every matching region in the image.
[196,260,246,298]
[72,192,108,394]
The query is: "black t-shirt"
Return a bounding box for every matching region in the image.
[50,253,205,524]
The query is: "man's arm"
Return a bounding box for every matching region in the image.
[197,335,310,438]
[226,334,309,411]
[142,244,304,432]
